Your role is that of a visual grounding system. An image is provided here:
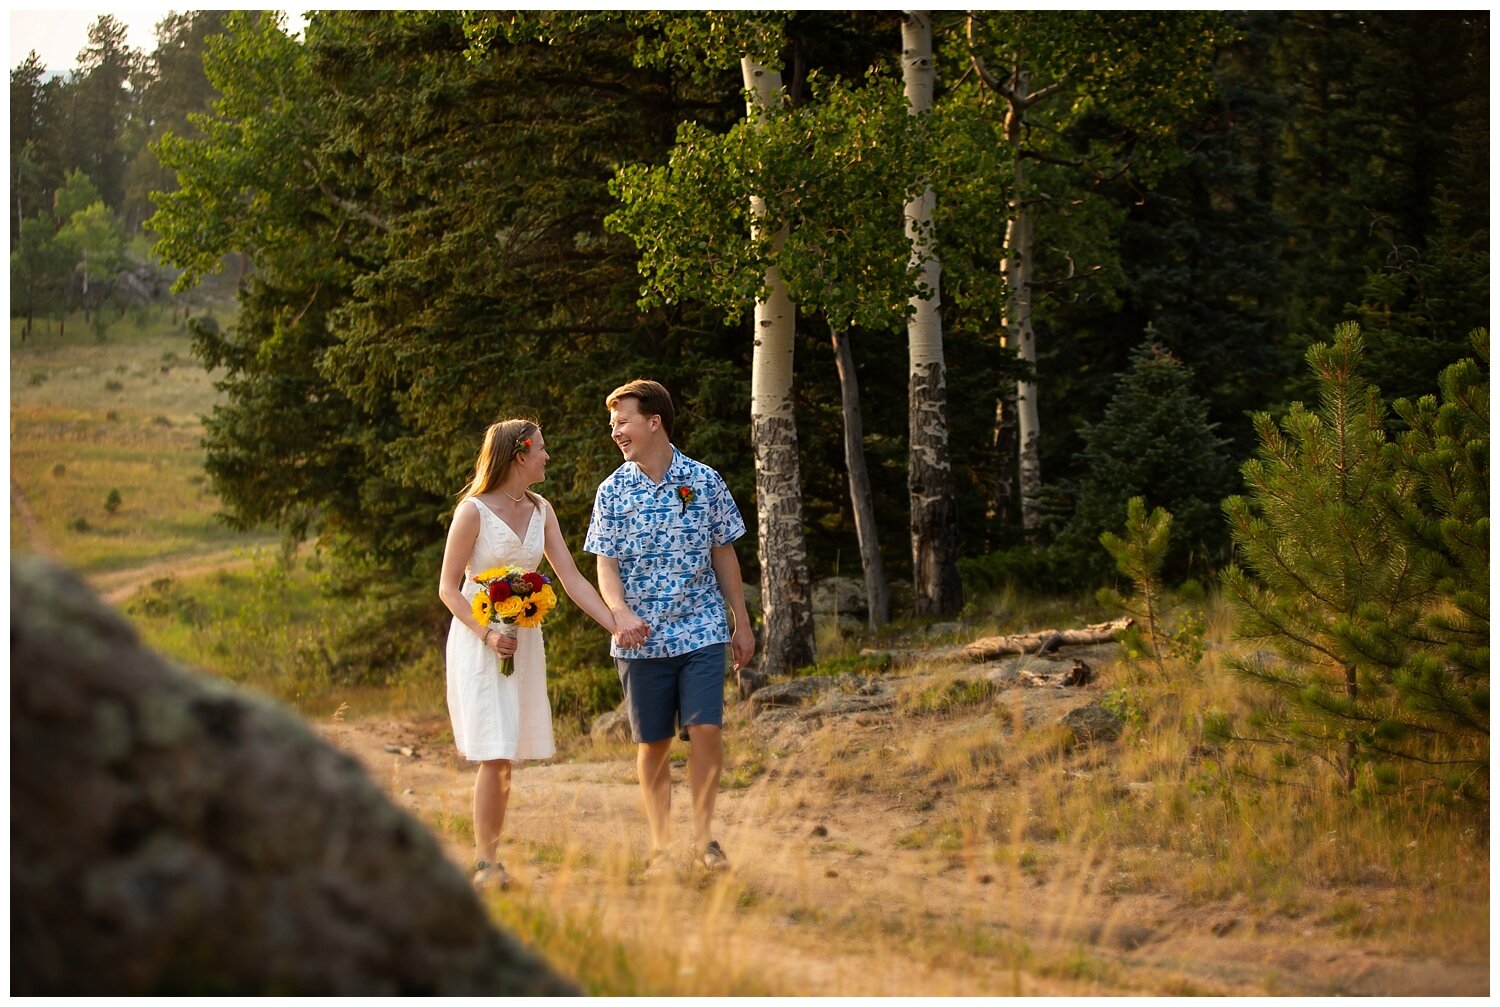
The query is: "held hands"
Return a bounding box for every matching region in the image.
[483,627,518,658]
[611,607,650,650]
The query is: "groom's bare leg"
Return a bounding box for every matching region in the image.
[637,738,674,853]
[686,723,723,849]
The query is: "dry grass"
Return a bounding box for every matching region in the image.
[10,309,276,572]
[852,594,1489,962]
[412,593,1489,994]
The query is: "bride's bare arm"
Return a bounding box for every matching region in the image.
[541,500,621,634]
[438,502,515,657]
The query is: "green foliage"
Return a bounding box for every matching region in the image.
[934,12,1228,338]
[1220,322,1482,794]
[104,488,122,514]
[794,651,892,680]
[1101,688,1147,733]
[1271,13,1488,372]
[52,169,104,222]
[10,213,74,327]
[56,201,126,284]
[130,556,446,702]
[1357,330,1489,772]
[1353,193,1491,408]
[608,68,928,333]
[901,675,997,715]
[68,15,134,211]
[548,664,622,736]
[465,11,789,76]
[1096,497,1171,672]
[957,546,1054,596]
[1055,343,1235,585]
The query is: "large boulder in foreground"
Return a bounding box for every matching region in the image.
[11,556,577,996]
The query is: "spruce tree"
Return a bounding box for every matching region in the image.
[1221,323,1433,793]
[1055,341,1235,586]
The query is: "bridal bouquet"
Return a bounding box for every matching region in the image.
[471,566,558,676]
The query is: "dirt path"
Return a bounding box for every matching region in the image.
[12,473,271,605]
[10,478,56,559]
[315,713,1488,996]
[94,544,275,605]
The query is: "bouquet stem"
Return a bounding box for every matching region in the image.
[494,623,519,678]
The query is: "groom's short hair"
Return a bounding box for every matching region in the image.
[607,379,674,439]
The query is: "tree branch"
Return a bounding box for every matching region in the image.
[304,162,392,233]
[1022,75,1071,108]
[1018,148,1086,169]
[964,14,1015,103]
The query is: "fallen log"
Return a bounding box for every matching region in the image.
[1017,658,1095,688]
[962,617,1132,662]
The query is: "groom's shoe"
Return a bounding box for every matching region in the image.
[697,840,729,873]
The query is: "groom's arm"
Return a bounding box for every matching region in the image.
[597,555,650,648]
[711,544,755,672]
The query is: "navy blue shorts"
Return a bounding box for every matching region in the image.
[615,644,727,744]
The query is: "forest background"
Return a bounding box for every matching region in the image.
[9,9,1488,761]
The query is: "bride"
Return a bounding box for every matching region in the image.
[437,418,619,890]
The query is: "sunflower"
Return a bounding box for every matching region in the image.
[514,599,546,629]
[471,592,494,624]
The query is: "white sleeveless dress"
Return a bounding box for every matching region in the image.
[444,495,556,762]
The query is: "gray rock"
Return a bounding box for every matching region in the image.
[926,621,963,640]
[1057,702,1125,744]
[748,676,839,717]
[812,692,896,718]
[11,556,577,996]
[590,707,632,744]
[736,665,768,701]
[811,577,867,617]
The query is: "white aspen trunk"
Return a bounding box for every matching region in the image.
[902,11,964,615]
[1001,68,1043,534]
[831,327,890,628]
[986,384,1017,542]
[743,56,815,679]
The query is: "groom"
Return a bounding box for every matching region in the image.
[585,379,755,874]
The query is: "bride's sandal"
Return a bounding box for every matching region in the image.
[473,860,512,891]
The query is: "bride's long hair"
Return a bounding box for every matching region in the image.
[459,418,539,500]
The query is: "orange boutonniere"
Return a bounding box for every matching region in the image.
[677,484,696,515]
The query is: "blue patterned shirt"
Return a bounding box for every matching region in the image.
[585,448,747,659]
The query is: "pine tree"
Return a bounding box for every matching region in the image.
[1349,329,1489,790]
[1054,341,1234,586]
[1221,323,1432,793]
[1097,496,1172,674]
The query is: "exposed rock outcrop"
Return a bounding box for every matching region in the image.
[11,556,577,996]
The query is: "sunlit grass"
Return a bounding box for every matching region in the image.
[10,307,277,573]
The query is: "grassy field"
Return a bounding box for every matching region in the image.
[10,307,278,574]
